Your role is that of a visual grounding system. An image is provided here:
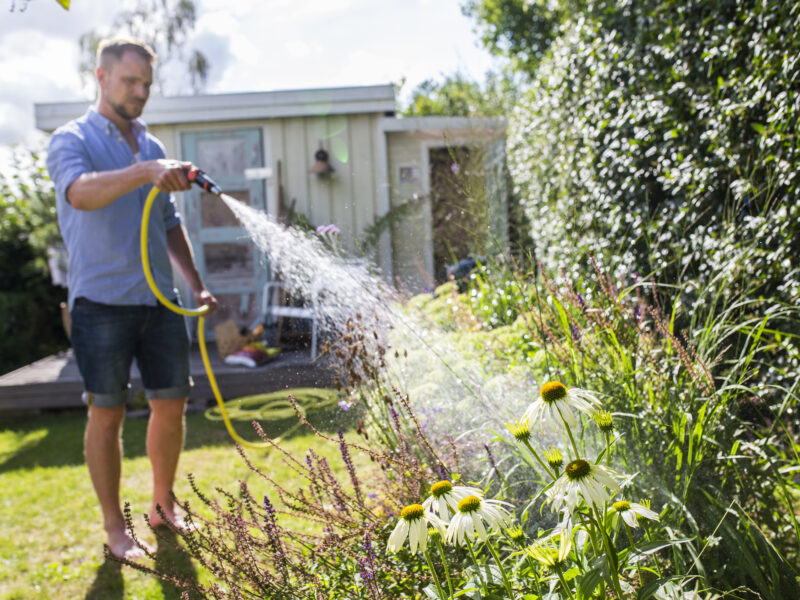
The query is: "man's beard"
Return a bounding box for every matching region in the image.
[110,100,143,121]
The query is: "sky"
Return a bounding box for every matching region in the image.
[0,0,497,155]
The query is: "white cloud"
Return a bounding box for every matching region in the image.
[0,30,86,145]
[284,39,320,58]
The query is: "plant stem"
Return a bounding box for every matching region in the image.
[435,538,454,598]
[522,438,556,480]
[554,563,576,600]
[624,522,643,588]
[592,505,625,599]
[556,405,581,460]
[466,540,486,592]
[525,556,544,599]
[644,527,664,578]
[486,540,516,599]
[424,548,448,600]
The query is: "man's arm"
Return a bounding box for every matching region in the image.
[66,159,192,211]
[166,224,219,314]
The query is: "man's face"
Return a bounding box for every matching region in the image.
[98,50,153,121]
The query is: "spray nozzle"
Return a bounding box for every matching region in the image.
[185,166,223,195]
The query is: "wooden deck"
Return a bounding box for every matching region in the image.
[0,345,335,413]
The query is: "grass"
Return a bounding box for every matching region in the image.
[0,402,359,599]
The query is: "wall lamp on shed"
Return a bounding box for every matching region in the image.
[310,148,335,177]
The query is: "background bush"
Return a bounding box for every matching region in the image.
[508,0,799,298]
[0,150,67,375]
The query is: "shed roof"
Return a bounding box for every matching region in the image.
[35,84,396,132]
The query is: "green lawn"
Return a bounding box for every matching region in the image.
[0,403,356,599]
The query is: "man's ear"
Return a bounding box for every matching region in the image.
[95,65,107,88]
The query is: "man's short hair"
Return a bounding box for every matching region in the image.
[96,36,157,69]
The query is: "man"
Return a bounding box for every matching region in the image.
[46,36,218,559]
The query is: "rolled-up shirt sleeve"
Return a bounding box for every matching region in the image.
[46,129,91,203]
[161,190,182,230]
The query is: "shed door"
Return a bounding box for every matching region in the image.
[180,128,267,335]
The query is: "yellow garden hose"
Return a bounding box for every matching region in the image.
[140,185,272,449]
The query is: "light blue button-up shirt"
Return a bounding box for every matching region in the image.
[47,108,181,309]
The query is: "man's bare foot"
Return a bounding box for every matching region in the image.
[148,506,196,533]
[106,527,153,560]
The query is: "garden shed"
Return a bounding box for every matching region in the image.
[34,84,507,331]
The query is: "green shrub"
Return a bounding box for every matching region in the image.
[0,149,67,374]
[511,0,799,287]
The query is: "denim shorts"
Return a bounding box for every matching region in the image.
[70,297,192,407]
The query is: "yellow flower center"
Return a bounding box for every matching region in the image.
[430,480,453,498]
[400,504,425,521]
[612,500,631,512]
[565,459,591,481]
[541,381,567,403]
[457,495,482,513]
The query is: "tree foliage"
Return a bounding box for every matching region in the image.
[401,71,518,118]
[461,0,581,75]
[0,149,67,375]
[79,0,208,96]
[508,0,800,298]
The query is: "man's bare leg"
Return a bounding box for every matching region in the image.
[85,404,151,559]
[146,397,188,529]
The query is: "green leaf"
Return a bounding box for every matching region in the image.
[626,538,694,565]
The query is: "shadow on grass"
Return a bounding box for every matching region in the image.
[84,558,123,600]
[153,528,201,599]
[0,396,357,473]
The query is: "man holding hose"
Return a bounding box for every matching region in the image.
[46,36,218,559]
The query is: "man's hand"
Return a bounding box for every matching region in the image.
[194,289,220,316]
[150,159,193,193]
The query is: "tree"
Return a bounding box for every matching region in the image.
[401,71,519,118]
[461,0,582,76]
[79,0,208,96]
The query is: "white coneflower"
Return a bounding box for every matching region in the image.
[387,504,446,554]
[546,458,621,513]
[445,495,513,547]
[611,499,659,528]
[422,480,484,517]
[524,381,602,433]
[523,530,571,569]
